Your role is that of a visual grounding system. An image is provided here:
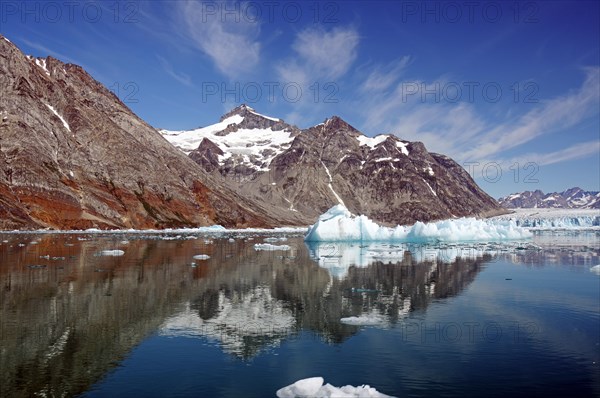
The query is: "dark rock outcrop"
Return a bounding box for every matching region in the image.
[167,108,505,225]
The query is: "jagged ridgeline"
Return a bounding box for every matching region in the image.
[1,35,503,230]
[162,104,505,226]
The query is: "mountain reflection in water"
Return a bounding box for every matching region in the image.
[0,231,598,397]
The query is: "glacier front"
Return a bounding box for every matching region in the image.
[305,205,532,243]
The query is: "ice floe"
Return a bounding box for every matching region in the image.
[99,249,125,256]
[276,377,395,398]
[305,205,532,243]
[192,254,210,260]
[254,243,291,251]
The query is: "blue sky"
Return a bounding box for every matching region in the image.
[1,0,598,197]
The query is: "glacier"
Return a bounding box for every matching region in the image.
[305,205,532,243]
[490,208,600,229]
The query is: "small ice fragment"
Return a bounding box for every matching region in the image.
[590,265,600,275]
[254,243,291,251]
[100,250,125,256]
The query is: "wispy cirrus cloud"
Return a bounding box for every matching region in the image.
[360,56,412,93]
[277,26,359,86]
[157,55,193,87]
[504,140,600,167]
[462,67,600,160]
[277,26,359,124]
[359,67,600,167]
[177,0,261,78]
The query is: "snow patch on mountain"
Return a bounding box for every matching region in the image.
[321,161,346,206]
[161,114,294,170]
[356,134,388,149]
[35,58,50,76]
[45,104,70,132]
[499,187,600,209]
[396,141,409,155]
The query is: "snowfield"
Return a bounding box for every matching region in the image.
[305,205,532,243]
[160,113,294,171]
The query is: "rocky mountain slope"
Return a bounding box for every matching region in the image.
[498,187,600,209]
[1,34,503,230]
[0,35,291,229]
[162,105,505,225]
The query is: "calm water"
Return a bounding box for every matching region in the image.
[0,231,598,397]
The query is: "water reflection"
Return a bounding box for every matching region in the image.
[0,231,598,397]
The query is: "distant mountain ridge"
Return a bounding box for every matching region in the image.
[162,105,506,225]
[498,187,600,209]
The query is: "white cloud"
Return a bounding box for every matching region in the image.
[293,27,359,79]
[359,67,600,166]
[178,1,261,78]
[276,26,359,122]
[277,26,359,86]
[504,140,600,167]
[360,56,411,93]
[157,55,193,87]
[462,67,600,160]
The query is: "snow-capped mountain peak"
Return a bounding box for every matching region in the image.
[160,106,300,173]
[499,187,600,209]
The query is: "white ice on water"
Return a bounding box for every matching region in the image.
[276,377,394,398]
[491,208,600,229]
[99,249,125,256]
[192,254,210,260]
[305,205,532,243]
[254,243,291,251]
[590,265,600,275]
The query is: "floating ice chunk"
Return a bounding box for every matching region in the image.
[340,313,388,326]
[192,254,210,260]
[99,249,125,256]
[277,377,324,398]
[254,243,291,251]
[590,265,600,275]
[276,377,395,398]
[305,205,532,243]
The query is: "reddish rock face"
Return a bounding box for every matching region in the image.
[0,36,279,230]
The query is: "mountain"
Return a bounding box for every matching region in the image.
[161,106,505,225]
[499,187,600,209]
[1,34,504,230]
[0,35,286,229]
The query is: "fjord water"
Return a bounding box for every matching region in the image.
[0,232,598,397]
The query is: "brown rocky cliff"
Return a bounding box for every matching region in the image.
[0,35,277,229]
